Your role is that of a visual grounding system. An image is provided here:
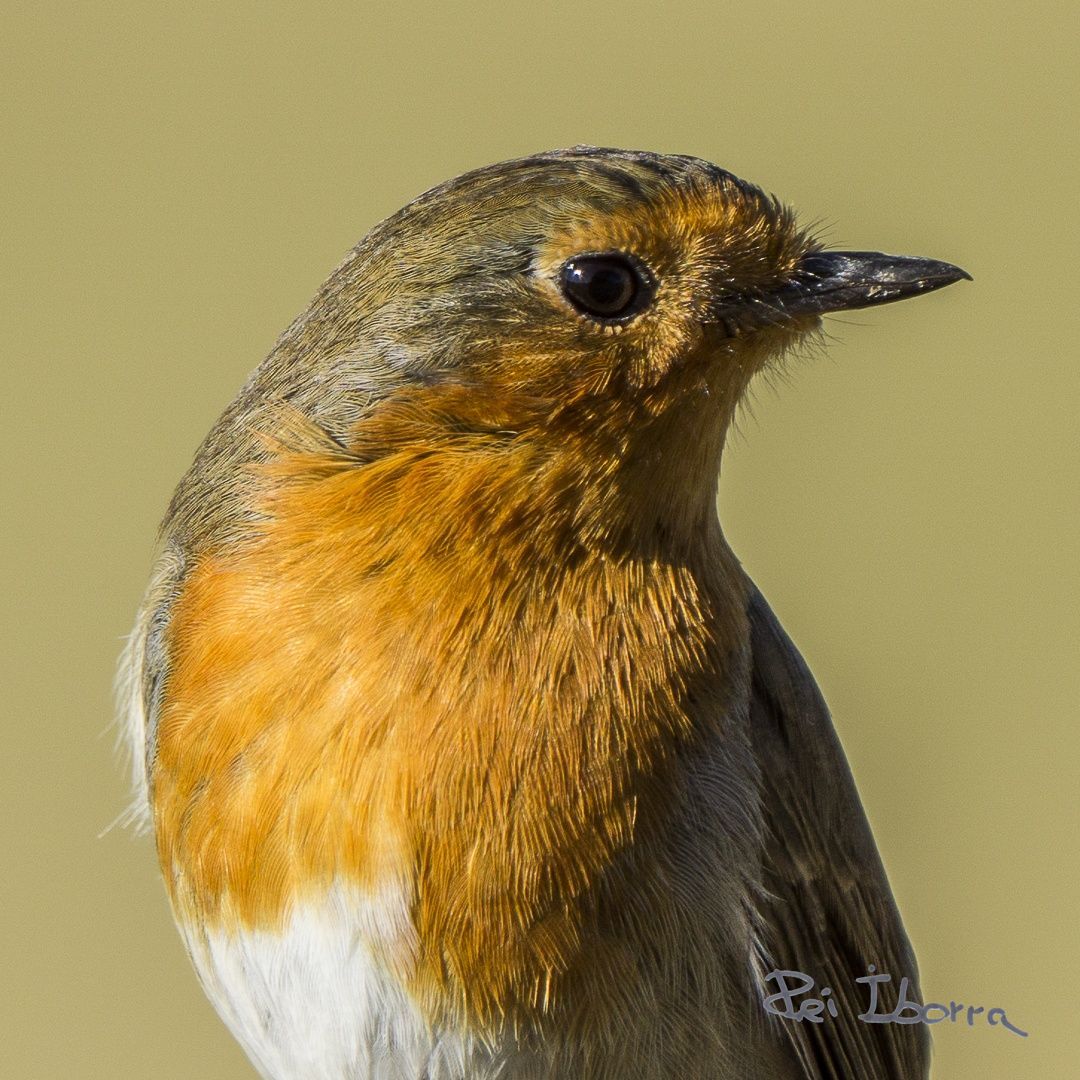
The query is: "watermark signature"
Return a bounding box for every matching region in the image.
[762,967,1028,1037]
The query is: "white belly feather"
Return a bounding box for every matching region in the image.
[177,882,500,1080]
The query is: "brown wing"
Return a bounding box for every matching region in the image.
[747,585,930,1079]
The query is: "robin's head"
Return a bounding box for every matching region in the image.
[276,147,966,445]
[173,148,967,549]
[339,147,814,410]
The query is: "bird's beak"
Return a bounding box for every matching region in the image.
[772,250,972,317]
[713,250,970,332]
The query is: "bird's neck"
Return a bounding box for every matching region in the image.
[325,369,740,558]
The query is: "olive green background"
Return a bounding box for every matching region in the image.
[4,2,1077,1077]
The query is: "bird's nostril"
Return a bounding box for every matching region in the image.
[794,252,839,280]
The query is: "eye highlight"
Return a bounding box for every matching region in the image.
[559,253,653,322]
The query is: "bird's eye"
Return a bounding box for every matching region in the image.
[560,254,652,322]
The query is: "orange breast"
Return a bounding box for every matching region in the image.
[153,417,747,1031]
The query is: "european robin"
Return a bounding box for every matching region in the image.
[121,147,968,1079]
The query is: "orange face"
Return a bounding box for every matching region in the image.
[481,186,811,405]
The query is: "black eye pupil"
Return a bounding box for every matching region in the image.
[561,255,645,320]
[574,264,630,309]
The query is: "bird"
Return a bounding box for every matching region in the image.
[119,146,968,1079]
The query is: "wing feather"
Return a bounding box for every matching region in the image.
[747,586,930,1079]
